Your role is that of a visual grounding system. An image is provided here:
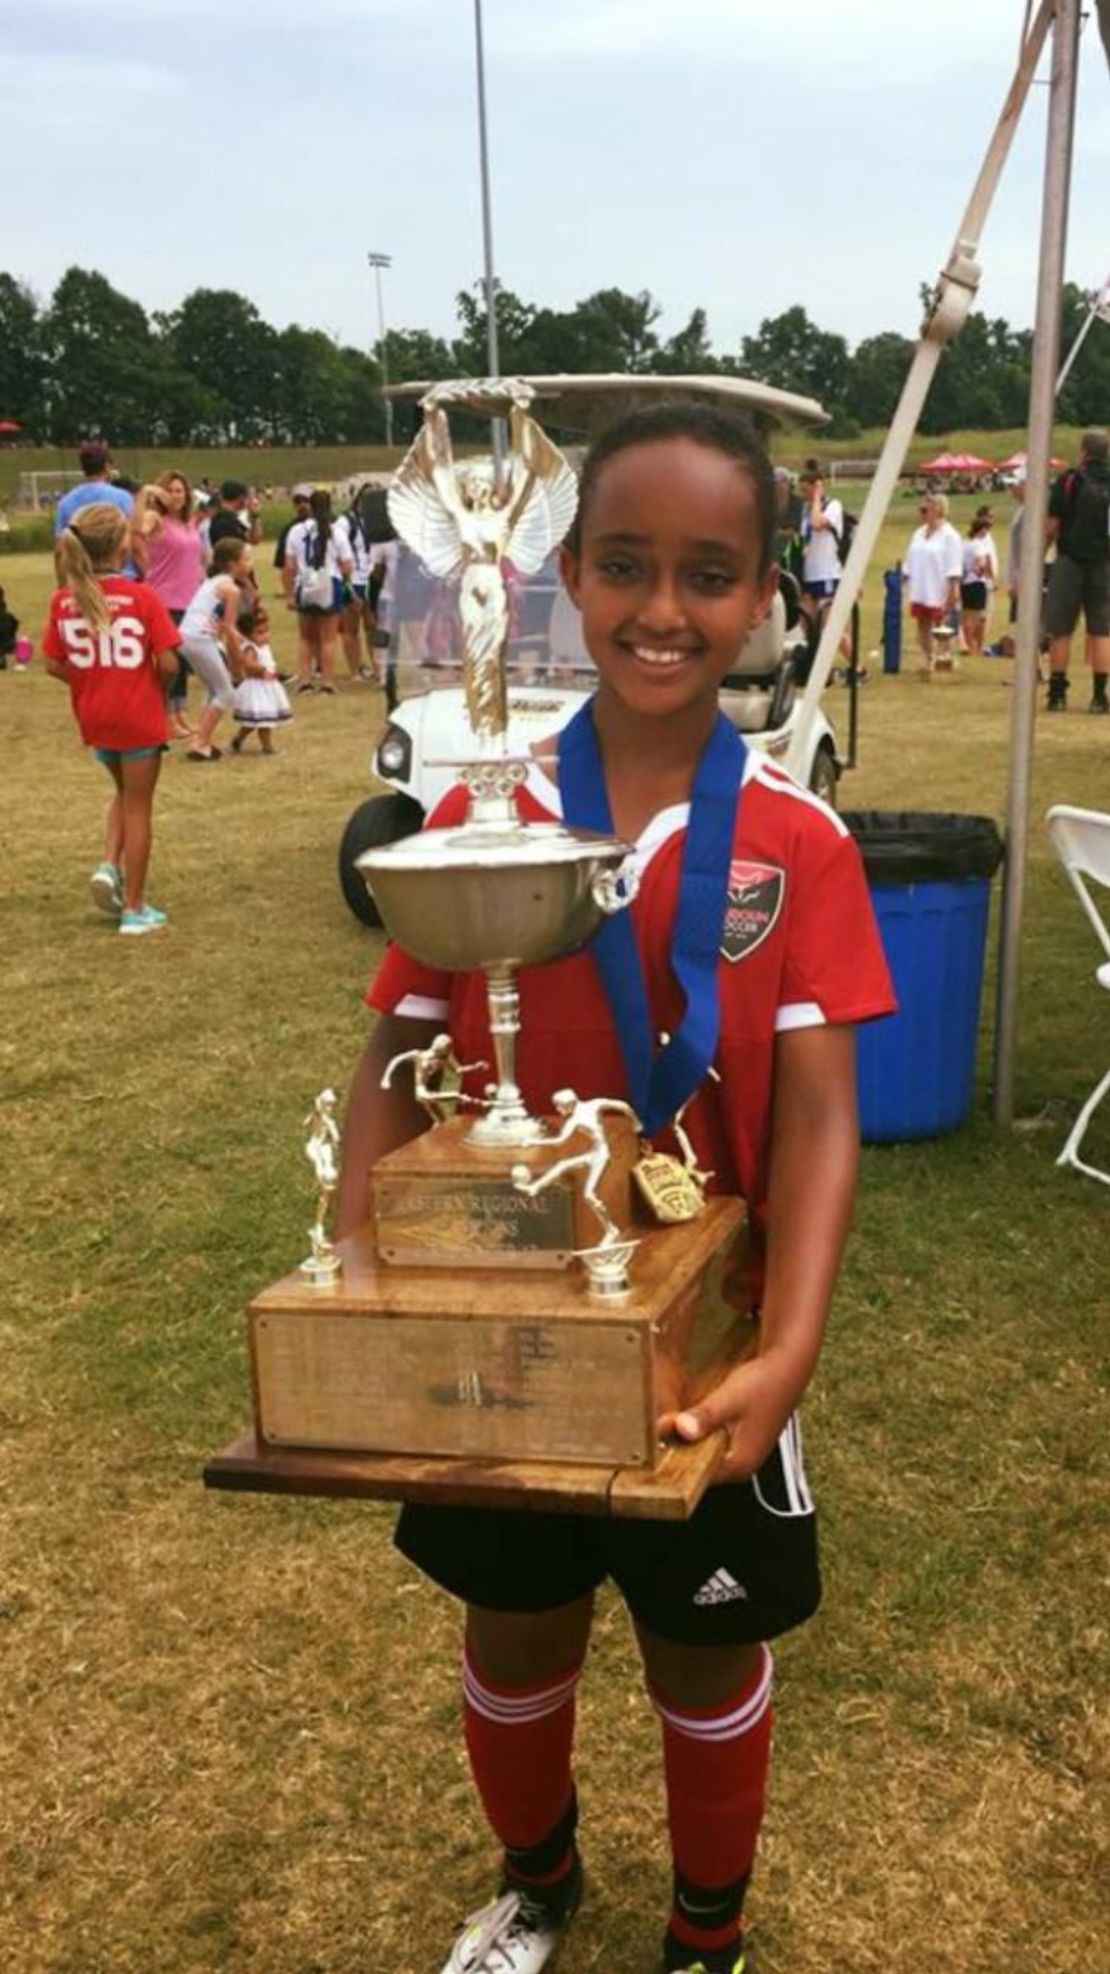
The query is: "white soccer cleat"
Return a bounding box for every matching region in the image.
[439,1866,582,1974]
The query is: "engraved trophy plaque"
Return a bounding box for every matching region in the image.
[206,382,750,1520]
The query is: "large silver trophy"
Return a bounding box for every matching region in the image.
[358,379,638,1167]
[208,381,748,1508]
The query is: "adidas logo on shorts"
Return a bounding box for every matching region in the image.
[693,1567,748,1607]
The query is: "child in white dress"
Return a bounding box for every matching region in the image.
[229,604,292,755]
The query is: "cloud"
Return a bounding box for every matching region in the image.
[3,48,172,138]
[501,0,1024,67]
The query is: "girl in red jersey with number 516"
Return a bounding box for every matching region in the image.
[42,502,181,936]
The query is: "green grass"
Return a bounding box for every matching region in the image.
[1,538,1108,1973]
[0,442,400,508]
[0,424,1089,510]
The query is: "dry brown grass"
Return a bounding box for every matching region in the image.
[2,528,1109,1973]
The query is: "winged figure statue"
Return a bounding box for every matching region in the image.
[386,380,579,742]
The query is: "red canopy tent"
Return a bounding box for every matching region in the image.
[997,448,1067,470]
[920,450,994,472]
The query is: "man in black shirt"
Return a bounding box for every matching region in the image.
[208,479,262,551]
[1044,431,1110,713]
[273,484,313,574]
[209,479,262,632]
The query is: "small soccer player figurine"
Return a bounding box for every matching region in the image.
[300,1087,342,1282]
[511,1089,639,1249]
[380,1032,488,1124]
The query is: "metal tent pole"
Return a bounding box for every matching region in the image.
[785,0,1055,780]
[1056,273,1110,393]
[992,0,1083,1125]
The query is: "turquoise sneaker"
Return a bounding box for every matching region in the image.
[90,862,124,915]
[119,905,168,937]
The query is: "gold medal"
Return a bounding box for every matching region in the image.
[632,1151,708,1224]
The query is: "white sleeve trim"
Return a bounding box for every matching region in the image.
[395,993,450,1021]
[775,1001,826,1032]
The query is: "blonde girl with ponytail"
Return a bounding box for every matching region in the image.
[42,502,182,935]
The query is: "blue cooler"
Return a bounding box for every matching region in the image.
[843,812,1004,1142]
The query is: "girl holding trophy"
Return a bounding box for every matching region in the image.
[337,403,894,1974]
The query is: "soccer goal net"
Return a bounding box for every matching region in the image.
[17,471,75,510]
[829,460,881,483]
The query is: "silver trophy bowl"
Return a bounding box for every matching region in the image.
[358,821,637,1146]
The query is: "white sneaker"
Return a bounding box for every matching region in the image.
[439,1866,581,1973]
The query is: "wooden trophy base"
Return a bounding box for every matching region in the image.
[205,1198,751,1521]
[368,1113,637,1270]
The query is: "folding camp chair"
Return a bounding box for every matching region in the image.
[1046,804,1110,1187]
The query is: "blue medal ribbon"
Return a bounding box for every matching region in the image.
[557,699,746,1136]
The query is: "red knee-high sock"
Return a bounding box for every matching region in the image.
[652,1645,774,1965]
[462,1643,583,1889]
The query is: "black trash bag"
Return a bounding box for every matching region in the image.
[842,811,1004,885]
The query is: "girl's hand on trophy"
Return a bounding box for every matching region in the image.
[663,1347,803,1482]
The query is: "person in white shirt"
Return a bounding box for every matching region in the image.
[958,506,999,656]
[336,500,375,684]
[283,489,354,693]
[902,493,963,673]
[797,460,845,655]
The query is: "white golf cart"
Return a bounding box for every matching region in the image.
[339,373,843,929]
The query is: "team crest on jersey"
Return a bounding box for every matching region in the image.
[720,860,785,963]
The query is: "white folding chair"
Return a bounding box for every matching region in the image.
[1046,804,1110,1187]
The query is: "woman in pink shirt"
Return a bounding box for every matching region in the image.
[133,472,207,739]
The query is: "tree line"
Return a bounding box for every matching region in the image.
[1,266,1106,448]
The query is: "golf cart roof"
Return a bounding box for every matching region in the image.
[383,371,829,431]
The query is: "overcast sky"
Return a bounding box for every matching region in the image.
[6,0,1107,358]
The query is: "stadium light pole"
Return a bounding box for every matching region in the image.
[472,0,509,488]
[472,0,501,380]
[368,251,394,450]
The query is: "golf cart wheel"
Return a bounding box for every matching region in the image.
[338,792,424,928]
[810,745,839,810]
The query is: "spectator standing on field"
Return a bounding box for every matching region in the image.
[208,478,262,637]
[336,495,375,682]
[208,478,262,552]
[132,471,206,740]
[797,460,843,650]
[273,484,313,578]
[0,586,18,668]
[53,441,133,537]
[1044,431,1110,714]
[959,506,998,657]
[284,489,354,694]
[772,466,803,584]
[903,493,962,675]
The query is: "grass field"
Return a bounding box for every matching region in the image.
[0,424,1088,511]
[1,522,1108,1974]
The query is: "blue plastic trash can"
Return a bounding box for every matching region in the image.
[843,812,1004,1142]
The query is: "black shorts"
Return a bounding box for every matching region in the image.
[960,580,987,611]
[1044,554,1110,638]
[395,1417,820,1647]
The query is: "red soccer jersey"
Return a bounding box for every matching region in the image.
[367,753,896,1299]
[41,575,179,751]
